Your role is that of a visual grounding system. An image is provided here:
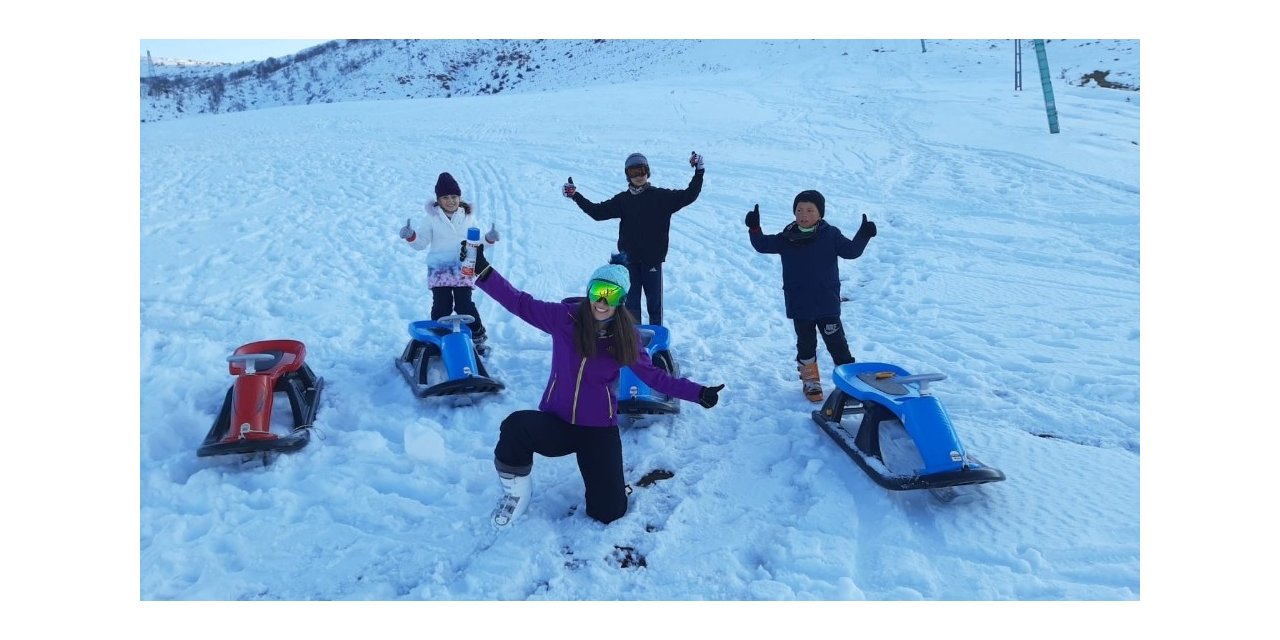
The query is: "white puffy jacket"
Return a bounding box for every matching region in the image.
[404,201,496,288]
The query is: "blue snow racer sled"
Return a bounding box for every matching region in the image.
[617,324,680,418]
[198,339,323,460]
[395,314,504,398]
[811,362,1005,492]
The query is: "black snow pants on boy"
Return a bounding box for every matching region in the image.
[624,262,664,326]
[793,317,855,366]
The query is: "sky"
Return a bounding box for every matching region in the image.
[9,3,1277,635]
[135,35,1155,620]
[140,39,332,64]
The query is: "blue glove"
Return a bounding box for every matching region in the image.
[399,218,415,241]
[485,223,500,243]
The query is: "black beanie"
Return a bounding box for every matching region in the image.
[793,189,825,218]
[435,172,462,198]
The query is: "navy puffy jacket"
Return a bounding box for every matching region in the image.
[749,219,873,319]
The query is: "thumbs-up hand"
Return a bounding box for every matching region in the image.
[399,218,416,241]
[689,151,704,171]
[745,204,760,229]
[562,177,576,198]
[859,213,877,238]
[698,383,725,408]
[485,222,500,243]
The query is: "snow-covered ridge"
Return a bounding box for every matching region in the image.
[139,39,1139,123]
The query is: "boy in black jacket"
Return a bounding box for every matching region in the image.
[562,151,705,326]
[747,190,877,402]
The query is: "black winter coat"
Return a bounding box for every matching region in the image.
[749,219,874,319]
[570,170,704,265]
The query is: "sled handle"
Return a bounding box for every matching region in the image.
[228,353,276,375]
[892,373,946,394]
[436,314,475,332]
[891,373,946,385]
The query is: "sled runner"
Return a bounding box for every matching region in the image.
[617,325,681,417]
[395,314,504,398]
[811,362,1005,491]
[198,339,324,459]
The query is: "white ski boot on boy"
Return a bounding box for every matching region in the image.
[491,471,531,528]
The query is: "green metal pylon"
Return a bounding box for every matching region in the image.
[1033,39,1060,134]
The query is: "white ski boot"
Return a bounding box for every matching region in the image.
[491,471,531,528]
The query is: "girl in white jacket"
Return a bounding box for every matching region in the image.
[399,171,499,349]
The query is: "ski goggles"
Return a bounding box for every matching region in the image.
[587,279,626,307]
[625,165,648,179]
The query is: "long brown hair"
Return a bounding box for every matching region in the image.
[572,300,639,366]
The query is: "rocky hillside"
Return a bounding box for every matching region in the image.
[139,39,1138,123]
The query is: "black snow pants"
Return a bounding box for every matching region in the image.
[793,317,855,366]
[493,409,628,524]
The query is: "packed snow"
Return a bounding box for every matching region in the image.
[90,35,1211,633]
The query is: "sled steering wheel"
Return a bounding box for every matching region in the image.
[893,373,946,393]
[437,314,476,332]
[228,353,276,375]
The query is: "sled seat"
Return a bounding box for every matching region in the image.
[835,364,967,476]
[813,362,1005,491]
[618,325,680,418]
[396,316,504,399]
[227,340,307,377]
[636,325,670,351]
[408,319,468,342]
[197,339,324,459]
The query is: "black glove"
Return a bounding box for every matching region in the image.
[460,240,492,278]
[745,204,760,229]
[860,213,877,238]
[698,384,725,408]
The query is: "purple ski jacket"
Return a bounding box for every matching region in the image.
[476,269,704,427]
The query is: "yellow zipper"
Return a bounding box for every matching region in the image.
[570,357,587,423]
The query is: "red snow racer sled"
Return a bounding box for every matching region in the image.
[197,339,324,458]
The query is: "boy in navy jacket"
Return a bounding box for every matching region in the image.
[747,190,877,402]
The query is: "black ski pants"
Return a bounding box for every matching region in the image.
[624,261,664,326]
[793,317,855,366]
[431,286,485,338]
[493,410,628,524]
